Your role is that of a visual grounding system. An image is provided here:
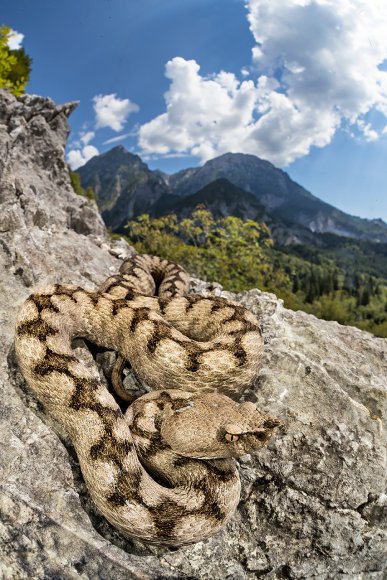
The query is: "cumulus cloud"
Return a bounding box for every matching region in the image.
[139,0,387,165]
[67,145,99,170]
[80,131,95,145]
[66,94,139,168]
[67,130,99,169]
[7,29,24,50]
[93,93,139,131]
[139,58,260,161]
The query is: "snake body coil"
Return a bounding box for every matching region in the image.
[15,254,280,546]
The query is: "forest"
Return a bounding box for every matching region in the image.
[120,207,387,338]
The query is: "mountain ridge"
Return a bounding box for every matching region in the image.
[77,146,387,243]
[78,145,169,231]
[151,177,268,222]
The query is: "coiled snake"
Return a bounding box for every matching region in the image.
[15,254,280,546]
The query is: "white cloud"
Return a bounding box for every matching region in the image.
[356,120,378,142]
[80,131,95,145]
[67,145,99,170]
[139,58,259,161]
[102,128,139,145]
[66,94,139,167]
[93,93,139,132]
[7,29,24,50]
[138,0,387,165]
[102,133,131,145]
[141,152,193,161]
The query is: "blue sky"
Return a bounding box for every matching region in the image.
[3,0,387,222]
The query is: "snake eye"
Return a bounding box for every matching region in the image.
[225,433,239,442]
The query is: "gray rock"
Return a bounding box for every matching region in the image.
[0,90,386,579]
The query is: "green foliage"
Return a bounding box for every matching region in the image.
[272,248,387,337]
[123,206,387,338]
[125,207,287,293]
[69,170,96,201]
[6,47,32,88]
[0,26,31,96]
[283,233,387,280]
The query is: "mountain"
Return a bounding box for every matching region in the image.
[151,178,267,222]
[77,145,168,232]
[168,153,309,203]
[77,147,387,243]
[168,153,387,243]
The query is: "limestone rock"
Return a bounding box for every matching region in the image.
[0,90,386,579]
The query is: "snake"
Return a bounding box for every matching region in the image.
[14,254,280,546]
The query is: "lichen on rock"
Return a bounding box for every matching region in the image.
[0,90,386,579]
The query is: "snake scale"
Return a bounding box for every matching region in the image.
[15,254,280,546]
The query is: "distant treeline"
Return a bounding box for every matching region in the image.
[119,207,387,338]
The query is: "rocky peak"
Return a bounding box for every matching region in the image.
[75,146,387,243]
[168,151,312,204]
[85,144,149,173]
[153,177,267,222]
[165,151,387,242]
[0,89,105,238]
[78,145,169,233]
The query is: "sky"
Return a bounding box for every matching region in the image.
[3,0,387,222]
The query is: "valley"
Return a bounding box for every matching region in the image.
[75,146,387,337]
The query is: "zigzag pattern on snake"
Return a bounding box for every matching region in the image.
[15,254,280,546]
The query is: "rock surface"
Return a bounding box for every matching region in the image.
[0,90,386,579]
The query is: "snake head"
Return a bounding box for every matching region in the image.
[149,391,282,460]
[220,400,281,458]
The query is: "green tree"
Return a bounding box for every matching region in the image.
[122,204,387,339]
[0,26,31,96]
[125,207,288,294]
[69,170,96,201]
[7,47,32,88]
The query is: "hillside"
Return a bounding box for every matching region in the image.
[151,177,267,221]
[78,145,168,232]
[168,152,387,242]
[85,146,387,337]
[78,147,387,244]
[124,205,387,337]
[77,148,387,336]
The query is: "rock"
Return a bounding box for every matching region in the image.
[0,90,386,579]
[0,89,176,580]
[0,90,105,237]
